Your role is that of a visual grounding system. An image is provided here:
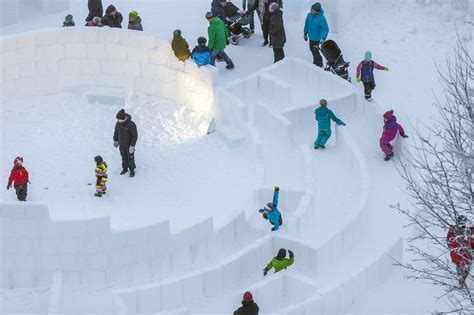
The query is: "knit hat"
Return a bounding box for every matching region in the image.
[205,11,214,19]
[65,14,73,22]
[269,2,279,12]
[311,3,321,11]
[116,109,126,120]
[94,155,103,164]
[264,202,274,211]
[197,37,207,45]
[129,10,139,20]
[173,29,181,37]
[92,16,101,24]
[364,51,372,61]
[277,248,287,259]
[243,291,253,302]
[319,99,328,107]
[14,156,23,166]
[383,110,394,120]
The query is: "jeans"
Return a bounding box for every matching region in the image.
[211,50,232,66]
[309,40,323,67]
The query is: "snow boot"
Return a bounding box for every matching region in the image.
[319,145,325,149]
[314,145,319,150]
[262,40,269,46]
[384,153,394,161]
[95,192,102,197]
[226,62,235,70]
[120,169,128,175]
[130,169,135,177]
[366,97,373,102]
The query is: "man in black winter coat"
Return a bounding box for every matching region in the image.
[234,291,259,315]
[101,5,123,28]
[248,0,282,46]
[113,109,138,177]
[86,0,103,22]
[269,2,285,63]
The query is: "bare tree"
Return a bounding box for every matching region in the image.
[393,39,474,313]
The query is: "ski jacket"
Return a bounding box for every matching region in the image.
[128,17,143,31]
[95,162,108,178]
[380,111,404,143]
[211,0,226,22]
[269,9,286,49]
[315,106,343,130]
[207,17,229,51]
[234,300,260,315]
[8,165,29,186]
[113,114,138,147]
[356,60,385,83]
[86,0,103,22]
[101,5,123,28]
[304,9,329,42]
[265,255,294,273]
[267,190,281,230]
[192,45,211,66]
[171,35,191,61]
[447,225,474,266]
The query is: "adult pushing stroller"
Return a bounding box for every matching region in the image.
[320,39,351,82]
[227,13,252,45]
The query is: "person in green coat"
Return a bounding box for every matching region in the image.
[171,29,191,61]
[314,99,346,149]
[205,12,235,69]
[263,248,294,275]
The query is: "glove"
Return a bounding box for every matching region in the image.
[384,67,389,71]
[304,33,308,41]
[274,186,279,192]
[259,209,264,213]
[271,227,277,231]
[355,77,361,83]
[7,183,11,190]
[263,268,268,276]
[114,141,119,148]
[288,250,294,259]
[400,133,408,138]
[338,121,346,126]
[129,146,135,154]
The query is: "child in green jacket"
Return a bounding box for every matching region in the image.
[263,248,294,275]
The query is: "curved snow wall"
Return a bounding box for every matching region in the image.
[0,27,218,115]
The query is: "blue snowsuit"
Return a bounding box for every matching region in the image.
[267,191,282,230]
[191,45,211,66]
[314,106,344,147]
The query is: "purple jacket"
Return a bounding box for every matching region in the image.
[380,110,404,143]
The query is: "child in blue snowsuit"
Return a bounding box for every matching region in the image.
[314,99,345,149]
[259,186,282,231]
[191,37,211,67]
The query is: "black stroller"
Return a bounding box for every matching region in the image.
[227,13,252,45]
[320,40,351,82]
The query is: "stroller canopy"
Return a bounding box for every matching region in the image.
[321,40,342,64]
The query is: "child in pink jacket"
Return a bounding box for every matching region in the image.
[380,110,408,161]
[355,51,389,101]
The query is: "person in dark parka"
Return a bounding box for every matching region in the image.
[86,0,103,22]
[101,5,123,28]
[113,109,138,177]
[268,3,285,63]
[248,0,283,46]
[211,0,226,22]
[233,291,259,315]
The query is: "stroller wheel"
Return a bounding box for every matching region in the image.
[229,35,239,45]
[242,27,252,39]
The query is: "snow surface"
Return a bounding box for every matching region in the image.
[1,0,473,314]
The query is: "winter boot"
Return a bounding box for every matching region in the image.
[95,192,102,197]
[130,169,135,177]
[226,62,235,70]
[384,153,394,161]
[314,145,319,150]
[120,169,128,175]
[262,40,269,46]
[319,145,325,149]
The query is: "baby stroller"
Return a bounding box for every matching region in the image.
[227,13,252,45]
[320,40,351,82]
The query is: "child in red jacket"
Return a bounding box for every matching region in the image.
[7,156,29,201]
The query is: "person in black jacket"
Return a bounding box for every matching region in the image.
[101,5,123,28]
[211,0,226,22]
[234,291,259,315]
[268,2,285,63]
[113,109,138,177]
[86,0,103,22]
[248,0,282,46]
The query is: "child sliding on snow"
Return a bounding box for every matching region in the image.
[380,110,408,161]
[355,51,389,101]
[263,248,294,276]
[94,156,108,197]
[314,99,345,149]
[259,186,282,231]
[7,156,29,201]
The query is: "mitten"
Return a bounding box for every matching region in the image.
[384,67,389,71]
[259,208,264,213]
[6,183,11,190]
[288,250,294,259]
[355,77,361,83]
[274,186,280,192]
[304,33,308,41]
[338,121,346,126]
[400,133,408,138]
[263,268,268,276]
[114,141,119,148]
[129,146,135,154]
[271,227,277,231]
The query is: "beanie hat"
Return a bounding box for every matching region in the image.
[364,51,372,61]
[277,248,287,259]
[264,202,274,211]
[92,16,101,24]
[319,99,328,106]
[311,3,321,11]
[269,2,279,12]
[116,109,126,120]
[65,14,73,22]
[197,37,207,45]
[173,29,181,37]
[383,110,394,120]
[243,291,253,302]
[14,156,24,166]
[94,155,103,164]
[205,12,214,19]
[129,10,139,20]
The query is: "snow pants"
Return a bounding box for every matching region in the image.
[363,81,376,99]
[379,137,393,157]
[309,40,323,67]
[273,48,285,63]
[119,145,136,171]
[14,183,27,201]
[315,128,331,147]
[95,176,107,195]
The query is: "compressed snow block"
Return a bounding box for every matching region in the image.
[80,28,99,44]
[137,286,161,313]
[127,47,148,63]
[203,267,223,297]
[65,43,87,59]
[161,280,183,310]
[0,50,19,68]
[138,34,159,49]
[222,258,241,289]
[105,44,128,60]
[182,273,204,304]
[120,291,138,313]
[17,47,36,64]
[0,1,19,27]
[35,45,65,61]
[321,287,341,314]
[19,62,37,78]
[4,64,20,80]
[10,271,33,288]
[35,30,58,47]
[86,43,106,59]
[130,262,150,284]
[339,278,356,310]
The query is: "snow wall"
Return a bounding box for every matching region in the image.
[0,0,69,27]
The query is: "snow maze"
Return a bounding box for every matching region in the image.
[1,28,403,314]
